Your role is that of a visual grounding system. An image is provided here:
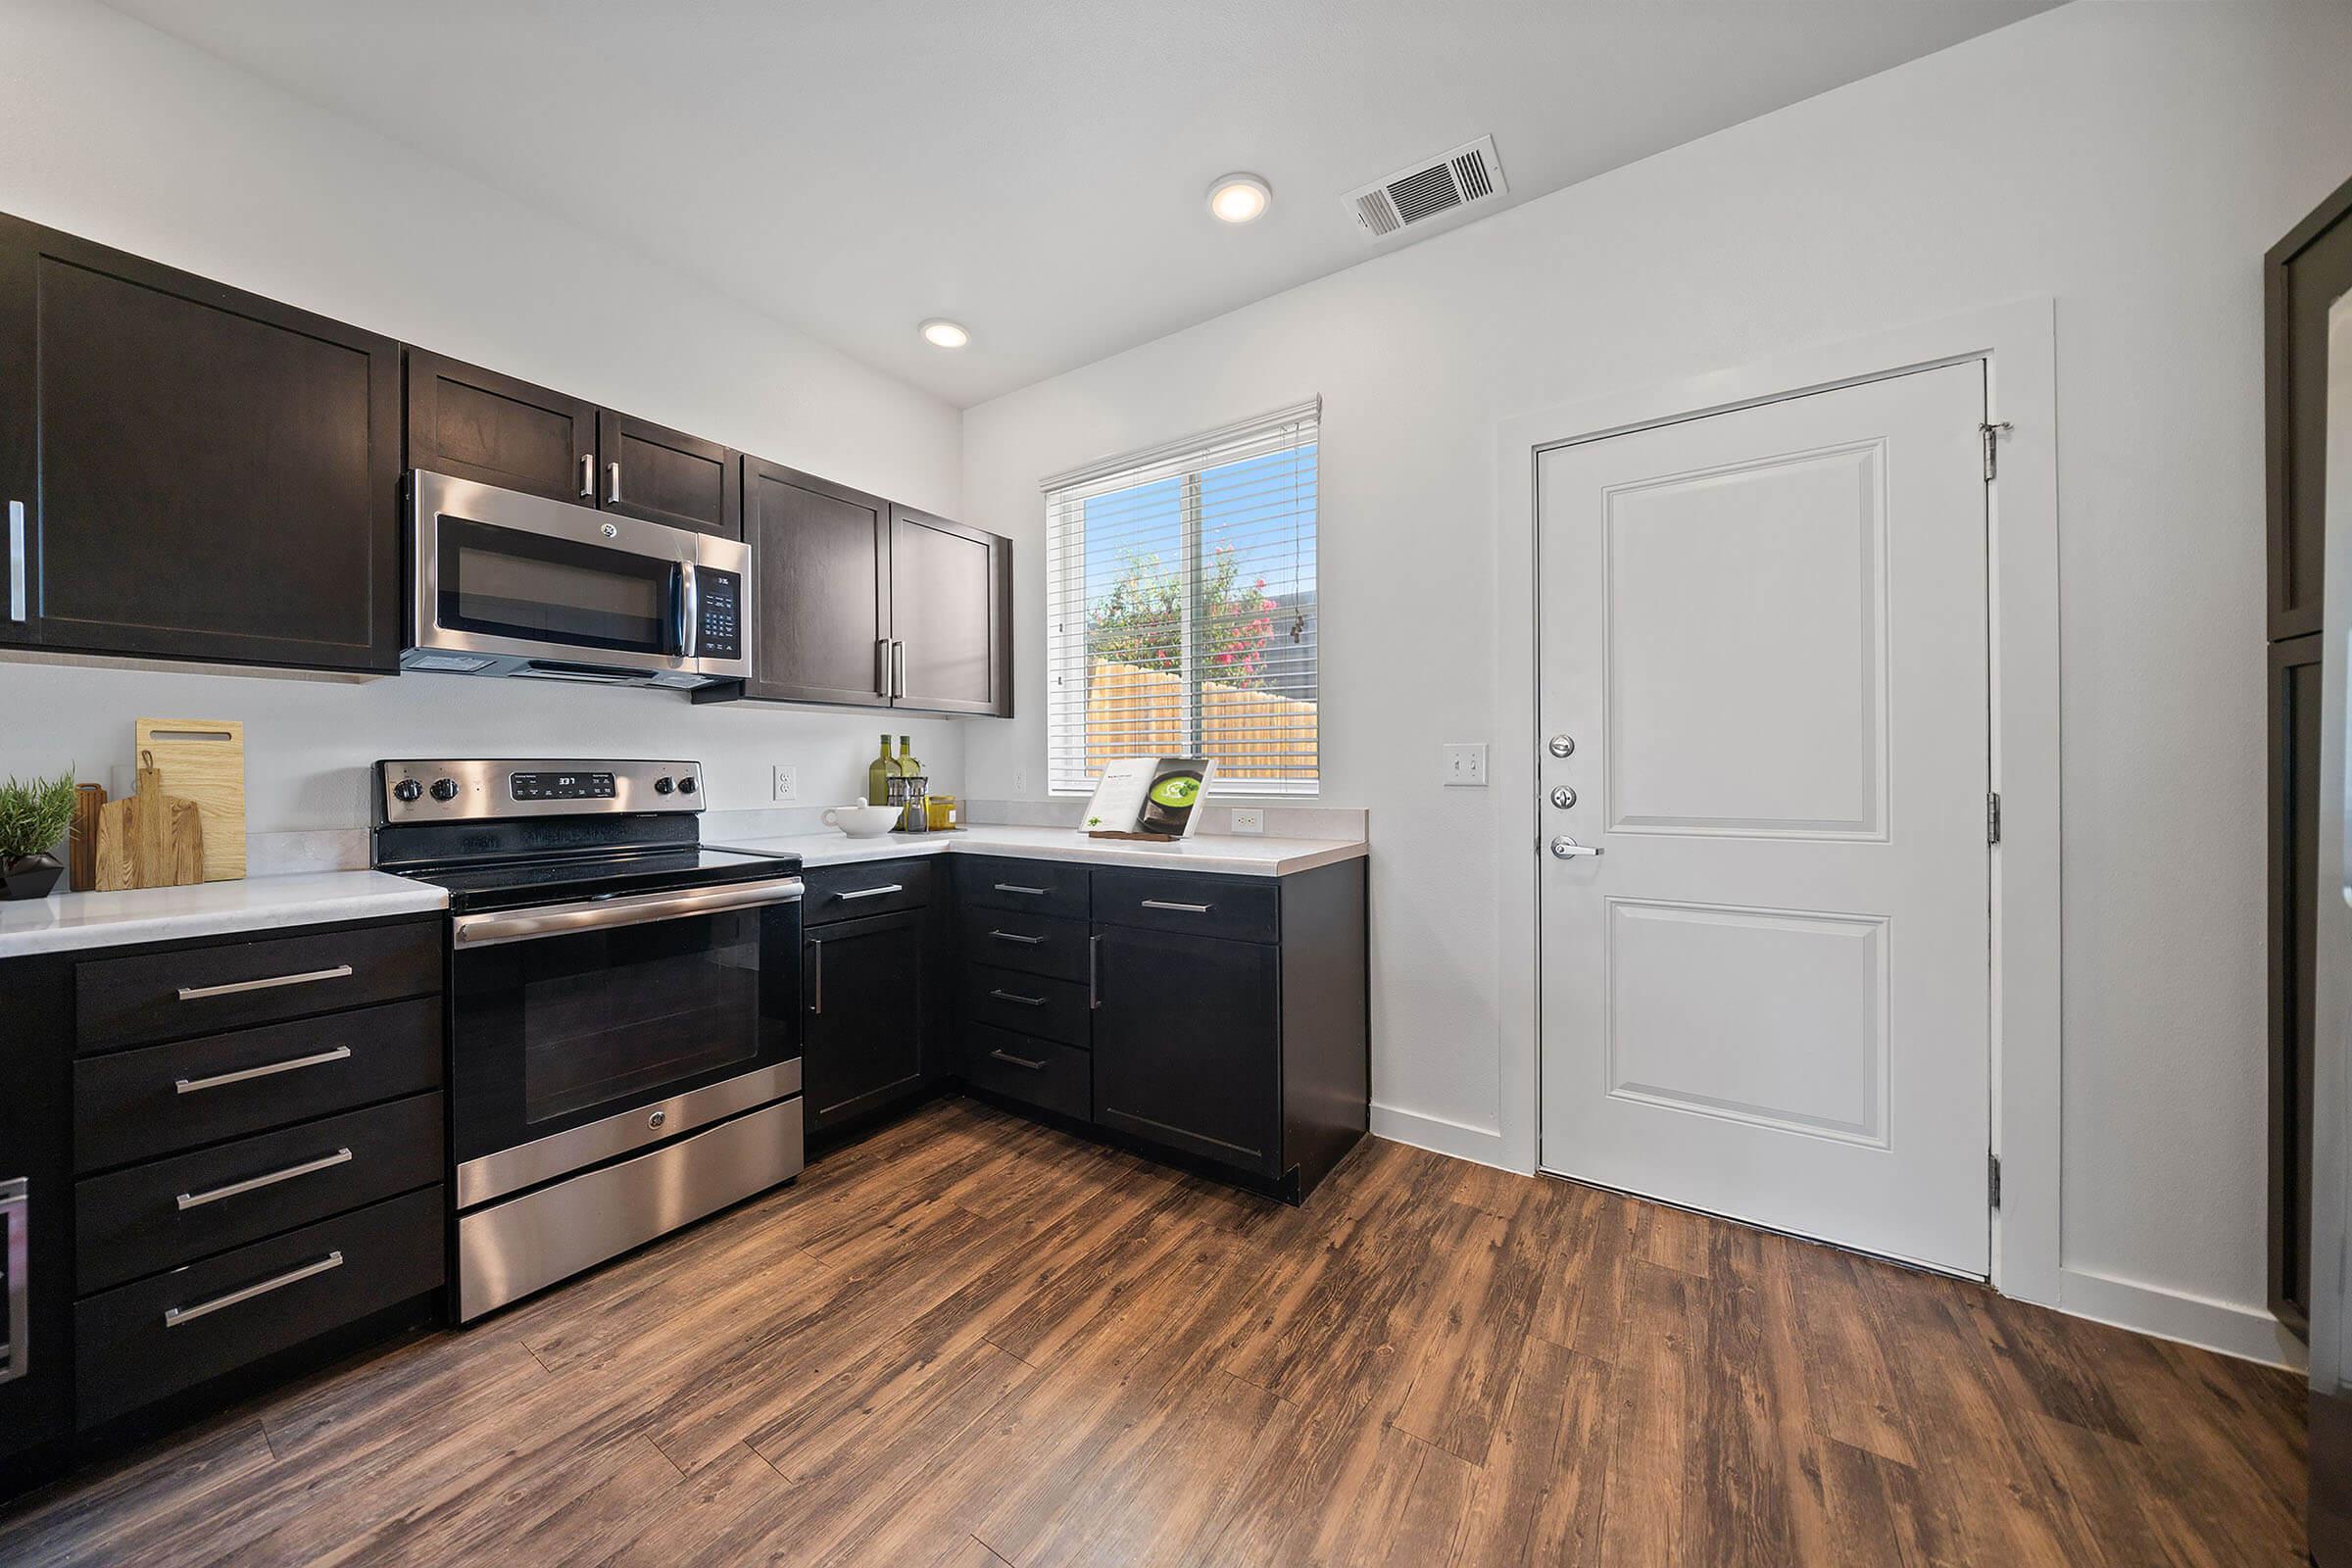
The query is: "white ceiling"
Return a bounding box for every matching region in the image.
[104,1,2055,408]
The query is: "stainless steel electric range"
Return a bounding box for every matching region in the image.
[371,759,805,1322]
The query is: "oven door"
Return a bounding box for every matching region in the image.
[410,469,702,678]
[449,878,804,1207]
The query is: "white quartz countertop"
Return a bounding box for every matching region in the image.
[0,870,448,958]
[713,823,1367,878]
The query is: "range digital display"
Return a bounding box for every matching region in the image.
[510,771,616,802]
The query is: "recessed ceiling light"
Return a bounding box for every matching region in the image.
[920,318,970,349]
[1206,172,1271,224]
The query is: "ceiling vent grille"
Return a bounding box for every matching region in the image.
[1344,135,1506,242]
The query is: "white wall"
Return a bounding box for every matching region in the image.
[961,1,2352,1353]
[0,0,968,826]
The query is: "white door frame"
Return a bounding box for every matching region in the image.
[1493,298,2061,1304]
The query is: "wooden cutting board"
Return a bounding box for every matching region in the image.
[135,717,244,882]
[95,754,204,892]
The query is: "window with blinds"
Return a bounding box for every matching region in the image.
[1044,400,1320,796]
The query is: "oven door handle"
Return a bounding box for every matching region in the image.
[452,877,804,948]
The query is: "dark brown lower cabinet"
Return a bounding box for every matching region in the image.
[1091,924,1282,1175]
[804,909,931,1132]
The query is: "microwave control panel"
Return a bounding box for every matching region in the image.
[695,568,743,662]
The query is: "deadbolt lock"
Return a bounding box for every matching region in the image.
[1549,785,1578,809]
[1547,734,1576,759]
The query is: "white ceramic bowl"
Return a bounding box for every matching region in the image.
[822,803,900,838]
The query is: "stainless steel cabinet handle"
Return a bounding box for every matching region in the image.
[177,963,353,1003]
[163,1251,343,1328]
[988,1048,1048,1072]
[993,883,1049,897]
[988,929,1044,946]
[7,500,24,623]
[891,640,907,698]
[808,938,823,1015]
[578,454,595,499]
[175,1045,352,1096]
[987,989,1047,1007]
[833,884,905,902]
[877,638,893,696]
[1141,900,1213,914]
[606,461,622,504]
[176,1149,353,1210]
[1,1178,27,1384]
[454,877,803,947]
[1548,837,1603,859]
[1088,933,1101,1010]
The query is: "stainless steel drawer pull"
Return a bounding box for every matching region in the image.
[174,1045,353,1096]
[988,929,1044,946]
[834,884,905,901]
[993,883,1050,897]
[578,453,595,499]
[176,963,353,1003]
[1140,900,1214,914]
[175,1149,354,1211]
[988,1048,1048,1072]
[808,938,824,1015]
[606,461,622,504]
[1088,934,1101,1010]
[7,501,24,623]
[1,1178,27,1384]
[164,1251,343,1328]
[987,989,1047,1007]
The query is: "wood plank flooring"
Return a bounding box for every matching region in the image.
[0,1098,2308,1566]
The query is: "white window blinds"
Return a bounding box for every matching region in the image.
[1044,399,1320,796]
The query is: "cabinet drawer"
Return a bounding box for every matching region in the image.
[959,908,1091,983]
[959,856,1090,920]
[1089,869,1279,945]
[75,1093,444,1295]
[963,963,1090,1050]
[962,1025,1091,1121]
[76,919,442,1052]
[802,859,934,925]
[74,997,443,1172]
[75,1185,444,1429]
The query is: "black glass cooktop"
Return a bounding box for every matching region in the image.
[393,846,801,914]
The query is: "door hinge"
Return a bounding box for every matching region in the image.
[1989,1152,2002,1210]
[1986,791,2002,845]
[1980,420,2012,481]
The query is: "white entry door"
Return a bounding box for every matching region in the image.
[1537,362,1991,1276]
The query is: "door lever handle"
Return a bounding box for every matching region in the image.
[1548,837,1602,859]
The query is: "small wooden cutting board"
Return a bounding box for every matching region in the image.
[136,717,244,882]
[95,752,204,892]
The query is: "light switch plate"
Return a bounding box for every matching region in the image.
[1445,743,1489,787]
[771,764,799,803]
[1231,808,1265,835]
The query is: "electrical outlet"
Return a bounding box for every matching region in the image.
[1445,743,1489,787]
[771,764,799,803]
[1232,808,1265,835]
[1012,769,1028,794]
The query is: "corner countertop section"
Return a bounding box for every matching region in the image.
[0,871,449,959]
[715,824,1367,878]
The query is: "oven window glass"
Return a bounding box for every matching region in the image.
[518,910,764,1124]
[438,515,677,654]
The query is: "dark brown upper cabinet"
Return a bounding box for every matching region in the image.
[0,216,403,673]
[700,461,1011,716]
[597,409,739,539]
[889,505,1011,715]
[2267,172,2352,640]
[731,458,892,707]
[406,350,597,506]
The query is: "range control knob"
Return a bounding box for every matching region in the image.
[654,776,675,795]
[428,777,460,803]
[391,778,423,804]
[677,776,697,795]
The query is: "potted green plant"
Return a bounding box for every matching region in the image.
[0,770,77,901]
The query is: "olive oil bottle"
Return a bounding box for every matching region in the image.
[865,733,896,809]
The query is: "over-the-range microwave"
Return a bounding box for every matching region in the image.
[404,469,751,688]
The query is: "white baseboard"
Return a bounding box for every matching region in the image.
[2058,1266,2306,1371]
[1368,1102,1519,1171]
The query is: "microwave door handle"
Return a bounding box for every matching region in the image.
[676,562,698,661]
